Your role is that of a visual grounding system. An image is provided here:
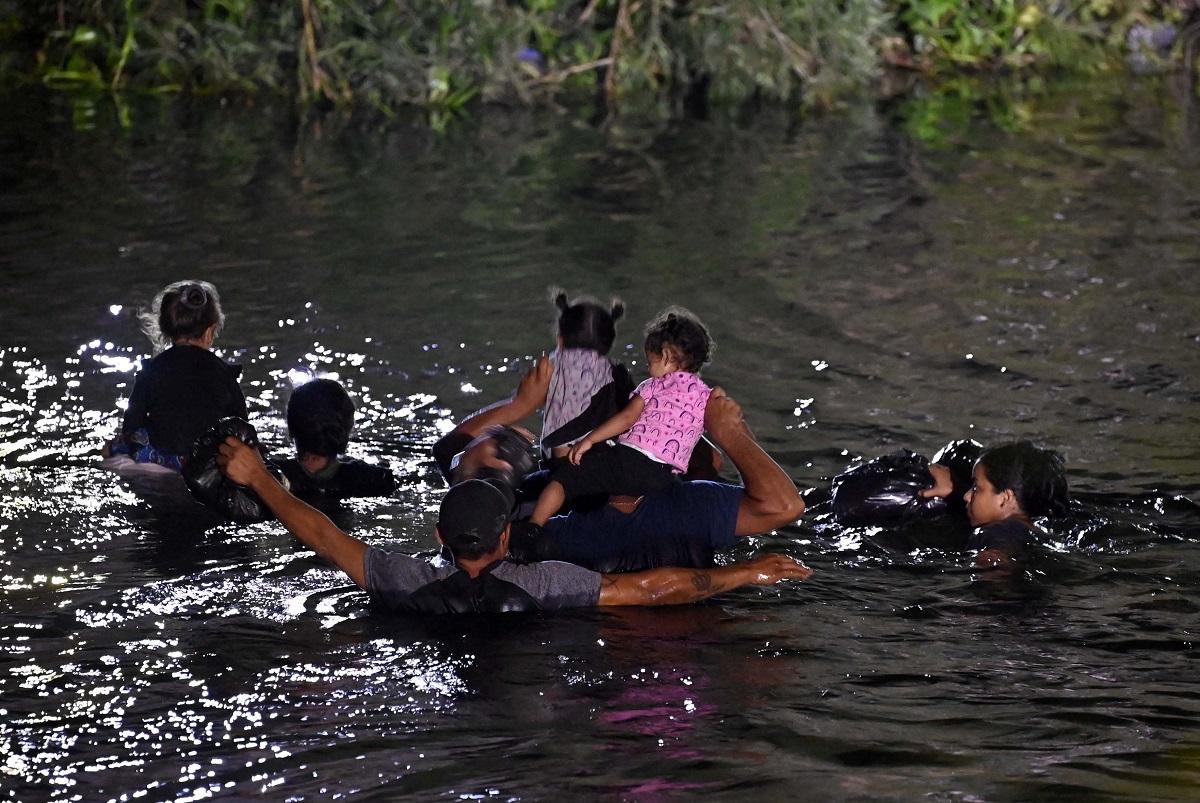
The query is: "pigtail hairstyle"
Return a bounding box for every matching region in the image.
[549,287,624,354]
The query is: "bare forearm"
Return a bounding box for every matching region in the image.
[597,556,811,607]
[452,395,537,439]
[715,419,805,530]
[599,566,742,606]
[584,401,642,446]
[248,470,368,588]
[920,464,954,499]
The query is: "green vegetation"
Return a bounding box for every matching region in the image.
[0,1,1192,126]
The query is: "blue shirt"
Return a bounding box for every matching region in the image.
[540,480,743,572]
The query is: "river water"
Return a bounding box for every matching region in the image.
[2,75,1199,801]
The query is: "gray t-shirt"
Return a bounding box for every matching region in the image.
[364,546,602,613]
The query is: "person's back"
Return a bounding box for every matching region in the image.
[367,479,601,613]
[108,280,247,469]
[132,345,245,455]
[540,288,632,464]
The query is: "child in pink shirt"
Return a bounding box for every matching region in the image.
[528,306,714,527]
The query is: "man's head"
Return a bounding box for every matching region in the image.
[436,479,515,561]
[287,378,355,459]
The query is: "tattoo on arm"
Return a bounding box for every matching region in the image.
[690,572,713,593]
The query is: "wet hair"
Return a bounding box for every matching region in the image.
[287,378,355,458]
[550,287,624,354]
[139,280,225,353]
[643,306,714,373]
[976,441,1070,518]
[438,478,515,561]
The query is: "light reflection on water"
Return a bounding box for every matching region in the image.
[1,76,1200,800]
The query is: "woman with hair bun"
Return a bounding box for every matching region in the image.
[105,280,247,471]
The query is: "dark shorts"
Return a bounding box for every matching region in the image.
[554,443,677,500]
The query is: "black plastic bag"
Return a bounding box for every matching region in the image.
[183,417,276,524]
[929,439,983,512]
[830,440,984,526]
[831,449,946,526]
[471,424,538,492]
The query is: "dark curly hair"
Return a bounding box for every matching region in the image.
[550,287,625,354]
[287,379,356,458]
[643,306,713,373]
[977,441,1070,518]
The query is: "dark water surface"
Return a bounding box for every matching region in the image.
[2,77,1199,801]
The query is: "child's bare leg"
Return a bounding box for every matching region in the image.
[530,480,566,526]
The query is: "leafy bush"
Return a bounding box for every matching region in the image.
[0,0,1187,124]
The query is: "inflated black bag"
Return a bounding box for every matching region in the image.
[830,449,947,526]
[184,417,276,524]
[929,439,983,511]
[478,424,538,490]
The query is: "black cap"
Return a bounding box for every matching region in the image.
[437,479,514,558]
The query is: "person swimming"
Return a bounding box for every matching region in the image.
[832,439,1069,568]
[956,441,1069,567]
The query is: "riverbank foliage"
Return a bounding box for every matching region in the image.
[0,1,1192,123]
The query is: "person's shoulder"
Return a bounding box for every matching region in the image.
[663,479,738,497]
[967,517,1036,554]
[365,546,453,583]
[639,480,742,518]
[496,558,598,578]
[333,458,396,496]
[165,344,241,374]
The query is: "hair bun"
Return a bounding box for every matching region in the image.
[610,299,625,321]
[180,284,208,311]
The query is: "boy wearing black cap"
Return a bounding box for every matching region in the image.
[216,439,812,613]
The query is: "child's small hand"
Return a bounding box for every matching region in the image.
[568,440,592,465]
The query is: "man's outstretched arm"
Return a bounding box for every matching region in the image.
[597,553,812,606]
[431,356,551,480]
[218,437,369,589]
[455,356,552,438]
[704,388,806,536]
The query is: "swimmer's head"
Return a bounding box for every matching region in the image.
[287,378,355,459]
[141,280,225,353]
[971,441,1069,523]
[643,306,713,374]
[437,479,515,561]
[550,287,624,354]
